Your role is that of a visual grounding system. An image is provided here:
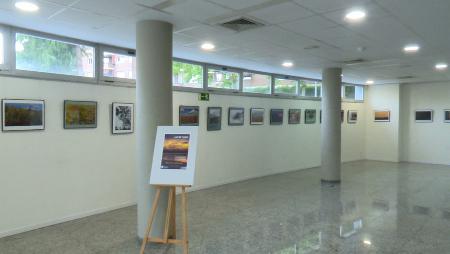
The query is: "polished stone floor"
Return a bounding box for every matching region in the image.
[2,160,450,254]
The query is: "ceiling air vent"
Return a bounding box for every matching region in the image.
[397,75,415,80]
[219,17,265,32]
[339,59,366,66]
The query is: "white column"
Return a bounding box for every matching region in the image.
[321,68,342,183]
[136,20,173,238]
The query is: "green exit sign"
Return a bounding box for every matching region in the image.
[199,93,209,101]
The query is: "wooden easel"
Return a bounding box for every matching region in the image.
[139,185,190,254]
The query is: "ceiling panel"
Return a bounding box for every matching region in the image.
[73,0,147,18]
[164,0,231,22]
[294,0,372,13]
[207,0,269,10]
[279,16,338,38]
[247,2,313,25]
[50,8,117,29]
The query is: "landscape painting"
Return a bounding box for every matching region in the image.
[64,100,97,129]
[250,108,265,125]
[288,109,301,124]
[304,109,316,124]
[160,134,190,170]
[270,109,283,125]
[348,110,358,124]
[415,110,433,123]
[207,107,222,131]
[179,106,199,126]
[374,110,390,122]
[2,99,45,131]
[228,107,244,126]
[445,110,450,123]
[112,103,134,134]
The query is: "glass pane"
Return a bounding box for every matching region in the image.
[344,85,356,99]
[15,33,95,77]
[243,72,271,94]
[299,80,317,97]
[208,68,239,90]
[316,83,322,97]
[103,51,136,80]
[172,61,203,88]
[274,78,298,95]
[0,32,4,65]
[355,86,364,100]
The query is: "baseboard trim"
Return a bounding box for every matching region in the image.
[0,201,136,239]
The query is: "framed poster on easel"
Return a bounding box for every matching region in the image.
[141,126,198,254]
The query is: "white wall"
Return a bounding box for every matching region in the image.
[399,82,450,165]
[365,84,400,162]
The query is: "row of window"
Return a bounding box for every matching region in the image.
[0,24,364,101]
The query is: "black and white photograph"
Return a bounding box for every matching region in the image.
[112,103,134,134]
[415,110,433,123]
[348,110,358,124]
[207,107,222,131]
[445,110,450,123]
[228,107,244,126]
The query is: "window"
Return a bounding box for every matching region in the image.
[355,86,364,100]
[207,67,239,90]
[15,33,95,77]
[0,32,4,65]
[242,72,271,94]
[274,77,298,95]
[343,85,364,101]
[344,85,356,100]
[172,61,203,88]
[300,80,318,97]
[316,83,322,97]
[102,51,136,80]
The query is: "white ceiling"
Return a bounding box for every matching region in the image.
[1,0,450,85]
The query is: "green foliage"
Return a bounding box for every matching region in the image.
[172,61,203,87]
[208,70,239,89]
[275,79,297,94]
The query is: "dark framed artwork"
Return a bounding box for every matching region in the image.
[64,100,97,129]
[320,110,322,124]
[374,110,390,122]
[288,109,301,124]
[2,99,45,131]
[445,110,450,123]
[250,108,265,125]
[341,110,344,123]
[304,109,316,124]
[415,110,433,123]
[270,109,284,125]
[207,107,222,131]
[347,110,358,124]
[179,106,199,126]
[228,107,244,126]
[112,103,134,134]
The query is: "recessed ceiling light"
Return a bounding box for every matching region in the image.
[435,63,448,70]
[15,1,39,12]
[345,9,366,22]
[403,44,420,53]
[366,80,374,85]
[363,240,372,246]
[200,42,215,51]
[282,61,293,68]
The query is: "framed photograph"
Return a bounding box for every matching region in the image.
[149,126,198,186]
[2,99,45,131]
[112,103,134,134]
[415,110,433,123]
[179,106,199,126]
[288,109,301,124]
[341,110,344,123]
[250,108,265,125]
[320,110,322,124]
[270,109,283,125]
[228,107,244,126]
[64,101,97,129]
[374,110,390,122]
[304,109,316,124]
[207,107,222,131]
[445,110,450,123]
[347,110,358,124]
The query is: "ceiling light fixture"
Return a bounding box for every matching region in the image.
[345,9,367,22]
[403,44,420,53]
[15,1,39,12]
[200,42,215,51]
[366,80,374,85]
[435,63,448,70]
[363,240,372,246]
[282,61,294,68]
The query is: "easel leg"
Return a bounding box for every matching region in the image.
[169,187,177,239]
[163,187,175,242]
[139,187,162,254]
[181,186,189,254]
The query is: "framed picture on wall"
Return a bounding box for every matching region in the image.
[207,107,222,131]
[347,110,358,124]
[304,109,316,124]
[288,109,301,124]
[250,108,265,125]
[112,103,134,134]
[179,106,199,126]
[228,107,244,126]
[341,110,344,123]
[445,110,450,123]
[64,100,97,129]
[2,99,45,131]
[415,110,433,123]
[374,110,390,122]
[270,109,283,125]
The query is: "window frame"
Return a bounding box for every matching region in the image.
[342,84,365,102]
[206,64,242,92]
[11,27,98,84]
[0,25,11,71]
[241,69,272,95]
[99,45,136,86]
[299,78,322,98]
[273,75,300,97]
[172,58,205,91]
